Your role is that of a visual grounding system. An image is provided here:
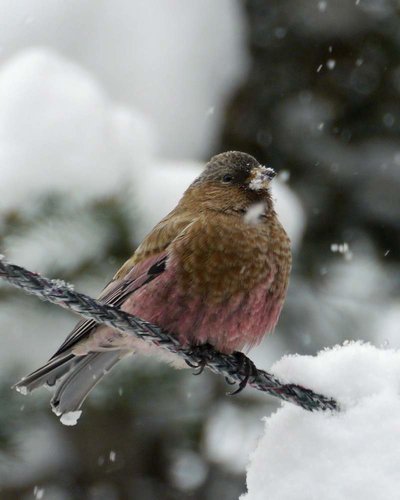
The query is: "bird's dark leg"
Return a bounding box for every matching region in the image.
[227,351,257,395]
[186,343,216,375]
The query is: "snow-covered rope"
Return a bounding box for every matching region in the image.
[0,257,339,412]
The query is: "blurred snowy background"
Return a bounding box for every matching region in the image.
[0,0,399,499]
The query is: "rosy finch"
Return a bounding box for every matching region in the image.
[15,151,291,420]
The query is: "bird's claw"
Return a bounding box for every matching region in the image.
[227,351,257,395]
[185,345,257,394]
[224,376,236,386]
[186,343,216,375]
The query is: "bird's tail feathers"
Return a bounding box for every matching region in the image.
[14,350,127,423]
[14,352,77,394]
[51,351,124,417]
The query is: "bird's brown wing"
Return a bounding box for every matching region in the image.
[113,211,195,279]
[50,212,195,358]
[50,253,167,358]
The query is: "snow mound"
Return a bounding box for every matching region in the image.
[242,342,400,500]
[0,47,154,213]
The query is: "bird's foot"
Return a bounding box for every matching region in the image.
[227,351,257,395]
[186,343,216,375]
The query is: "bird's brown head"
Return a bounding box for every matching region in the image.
[182,151,276,213]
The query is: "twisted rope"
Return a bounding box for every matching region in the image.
[0,257,339,412]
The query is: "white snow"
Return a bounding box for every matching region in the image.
[242,342,400,500]
[330,242,353,260]
[0,48,153,215]
[59,410,82,426]
[0,0,247,160]
[15,385,28,396]
[248,167,275,192]
[327,58,336,70]
[49,278,74,292]
[244,203,266,225]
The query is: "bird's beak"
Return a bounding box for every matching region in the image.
[248,166,276,191]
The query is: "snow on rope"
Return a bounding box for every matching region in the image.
[0,257,339,412]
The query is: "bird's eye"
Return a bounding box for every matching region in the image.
[222,174,233,183]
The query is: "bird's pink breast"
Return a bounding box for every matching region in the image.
[122,258,283,354]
